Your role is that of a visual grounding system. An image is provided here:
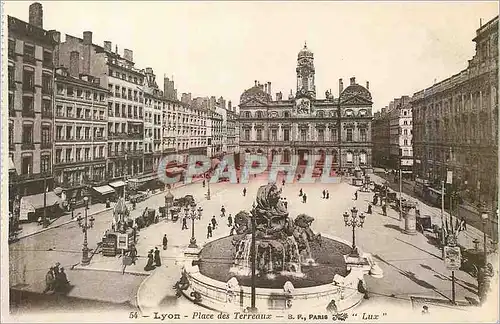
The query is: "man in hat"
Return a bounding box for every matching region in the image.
[154,247,161,267]
[43,267,55,293]
[182,217,188,230]
[211,215,218,230]
[163,234,168,250]
[207,223,213,239]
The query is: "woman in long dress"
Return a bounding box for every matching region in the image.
[154,247,161,267]
[144,250,155,271]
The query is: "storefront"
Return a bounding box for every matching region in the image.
[109,180,127,198]
[19,192,64,222]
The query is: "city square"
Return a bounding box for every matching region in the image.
[4,1,499,323]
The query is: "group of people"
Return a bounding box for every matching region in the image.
[44,262,69,294]
[144,246,162,271]
[322,189,330,199]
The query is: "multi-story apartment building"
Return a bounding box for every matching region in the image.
[412,16,498,208]
[55,33,145,197]
[8,3,57,198]
[239,44,373,174]
[372,108,390,169]
[215,105,228,154]
[143,68,164,177]
[53,64,108,205]
[226,102,239,155]
[208,110,224,158]
[388,96,413,176]
[176,103,209,160]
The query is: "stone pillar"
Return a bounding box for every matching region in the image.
[402,201,417,235]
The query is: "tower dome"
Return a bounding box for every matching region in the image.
[298,42,313,59]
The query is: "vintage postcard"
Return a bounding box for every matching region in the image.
[2,1,499,323]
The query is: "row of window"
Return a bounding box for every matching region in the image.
[56,105,106,120]
[56,84,106,102]
[55,146,106,163]
[16,153,51,175]
[108,83,143,102]
[242,128,367,142]
[9,123,52,147]
[55,167,106,187]
[9,66,52,94]
[8,39,53,66]
[108,142,144,154]
[55,125,105,141]
[108,69,144,86]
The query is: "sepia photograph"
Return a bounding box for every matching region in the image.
[2,1,499,323]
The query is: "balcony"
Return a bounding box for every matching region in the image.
[109,133,129,140]
[94,136,106,141]
[21,142,35,150]
[23,54,36,65]
[22,109,35,118]
[41,110,53,119]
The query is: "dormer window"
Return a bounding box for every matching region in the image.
[359,109,367,117]
[345,109,353,117]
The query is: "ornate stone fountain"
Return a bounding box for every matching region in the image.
[179,183,384,313]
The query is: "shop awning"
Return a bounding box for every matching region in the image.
[93,185,115,195]
[21,192,61,210]
[109,180,126,188]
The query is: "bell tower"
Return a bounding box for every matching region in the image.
[296,42,316,98]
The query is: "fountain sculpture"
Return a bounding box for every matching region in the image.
[231,183,321,277]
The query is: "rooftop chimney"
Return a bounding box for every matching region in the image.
[124,49,133,62]
[51,30,61,43]
[29,2,43,29]
[264,83,268,93]
[276,92,282,101]
[339,78,344,95]
[268,82,272,95]
[83,31,92,45]
[115,45,118,54]
[350,77,356,85]
[104,41,112,52]
[69,51,80,78]
[254,80,257,86]
[366,81,370,90]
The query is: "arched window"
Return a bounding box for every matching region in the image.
[346,151,353,163]
[244,111,251,118]
[284,111,290,118]
[317,110,324,118]
[256,111,263,119]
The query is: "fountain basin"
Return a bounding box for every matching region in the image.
[182,234,382,313]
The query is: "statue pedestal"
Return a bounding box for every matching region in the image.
[402,201,417,235]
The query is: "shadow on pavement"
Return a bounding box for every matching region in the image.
[384,224,404,233]
[395,238,443,260]
[419,264,478,296]
[373,254,450,301]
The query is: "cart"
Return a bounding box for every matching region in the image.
[416,215,433,234]
[170,207,181,221]
[460,248,485,277]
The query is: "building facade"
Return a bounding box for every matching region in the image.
[412,16,498,208]
[388,96,413,176]
[238,44,373,173]
[8,4,57,198]
[53,66,108,205]
[372,108,390,169]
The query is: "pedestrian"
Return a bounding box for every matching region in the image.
[56,267,69,291]
[106,198,111,208]
[354,191,358,200]
[282,179,285,187]
[211,216,218,230]
[421,305,429,315]
[54,262,61,276]
[228,214,233,227]
[382,204,387,216]
[367,204,372,215]
[461,216,467,230]
[230,226,235,236]
[144,250,155,271]
[43,267,55,293]
[322,190,326,199]
[207,224,213,238]
[326,299,338,314]
[373,194,378,206]
[284,198,288,209]
[163,234,168,250]
[203,179,206,188]
[221,205,226,217]
[182,217,188,230]
[243,188,247,196]
[303,193,307,203]
[326,191,330,199]
[132,198,136,210]
[154,247,161,267]
[299,188,303,197]
[130,245,137,265]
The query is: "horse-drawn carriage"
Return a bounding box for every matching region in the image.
[135,207,157,229]
[173,194,195,208]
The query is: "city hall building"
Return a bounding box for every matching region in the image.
[238,44,373,174]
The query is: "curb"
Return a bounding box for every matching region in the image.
[72,265,151,277]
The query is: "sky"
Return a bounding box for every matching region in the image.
[4,1,498,111]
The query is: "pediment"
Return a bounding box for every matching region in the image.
[340,95,372,105]
[240,97,269,107]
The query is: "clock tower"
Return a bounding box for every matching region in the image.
[296,42,316,99]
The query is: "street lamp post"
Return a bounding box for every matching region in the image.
[78,196,95,266]
[165,188,174,220]
[343,207,366,257]
[185,205,203,248]
[481,209,489,266]
[207,174,211,200]
[249,201,258,313]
